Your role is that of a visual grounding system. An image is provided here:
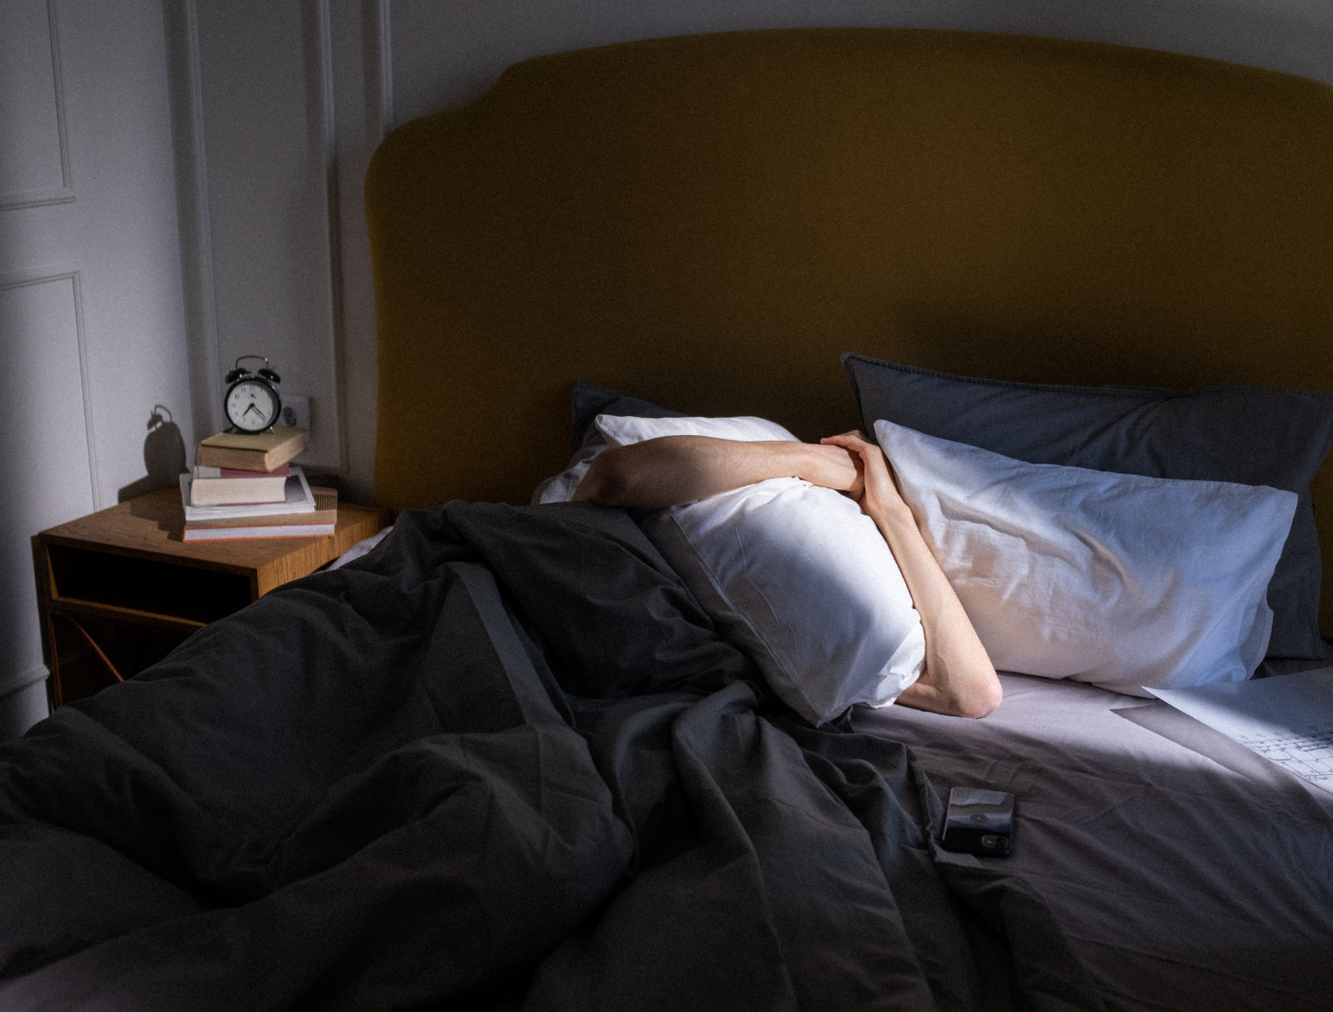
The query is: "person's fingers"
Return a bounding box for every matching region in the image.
[820,430,868,449]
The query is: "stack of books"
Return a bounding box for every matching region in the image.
[179,427,337,542]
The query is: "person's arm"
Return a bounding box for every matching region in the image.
[822,431,1002,719]
[573,436,862,508]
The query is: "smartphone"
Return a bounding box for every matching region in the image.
[940,787,1015,857]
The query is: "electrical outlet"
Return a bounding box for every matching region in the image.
[281,394,311,434]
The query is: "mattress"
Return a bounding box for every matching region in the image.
[856,671,1333,1011]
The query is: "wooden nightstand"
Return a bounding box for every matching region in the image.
[31,486,390,708]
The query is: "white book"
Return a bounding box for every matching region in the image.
[183,521,336,542]
[189,464,292,506]
[180,468,316,521]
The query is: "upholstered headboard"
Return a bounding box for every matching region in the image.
[365,28,1333,627]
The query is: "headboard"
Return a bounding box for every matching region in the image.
[365,28,1333,629]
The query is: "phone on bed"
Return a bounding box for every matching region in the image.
[941,787,1015,857]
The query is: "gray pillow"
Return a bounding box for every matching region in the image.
[531,383,686,505]
[570,382,683,452]
[842,354,1333,659]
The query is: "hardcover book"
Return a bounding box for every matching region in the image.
[180,468,315,522]
[189,465,292,506]
[185,487,337,531]
[196,426,307,472]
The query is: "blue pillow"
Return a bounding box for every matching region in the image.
[843,354,1333,659]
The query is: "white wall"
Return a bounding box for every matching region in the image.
[0,0,193,736]
[4,0,1331,737]
[389,0,1333,121]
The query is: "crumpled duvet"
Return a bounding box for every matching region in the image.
[0,501,1103,1011]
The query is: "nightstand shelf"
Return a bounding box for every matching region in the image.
[31,486,389,708]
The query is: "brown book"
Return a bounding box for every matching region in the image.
[197,426,307,472]
[185,487,338,530]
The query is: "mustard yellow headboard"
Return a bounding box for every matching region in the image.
[365,28,1333,625]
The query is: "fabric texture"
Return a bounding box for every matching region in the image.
[596,413,925,725]
[876,419,1297,695]
[855,671,1333,1012]
[0,501,1100,1010]
[367,30,1333,517]
[846,354,1333,658]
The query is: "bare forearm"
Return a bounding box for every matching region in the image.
[573,437,856,507]
[865,500,1002,718]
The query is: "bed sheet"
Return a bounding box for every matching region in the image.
[854,673,1333,1012]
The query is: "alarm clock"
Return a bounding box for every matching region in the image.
[223,355,282,434]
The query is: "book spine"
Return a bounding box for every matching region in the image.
[195,433,305,472]
[183,524,336,541]
[180,468,316,520]
[196,446,276,471]
[186,511,338,530]
[190,480,290,506]
[194,464,291,479]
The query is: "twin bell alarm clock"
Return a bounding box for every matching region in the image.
[223,355,282,434]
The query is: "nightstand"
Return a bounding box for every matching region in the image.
[31,486,390,708]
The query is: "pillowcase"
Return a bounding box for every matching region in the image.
[844,354,1333,659]
[875,418,1298,696]
[531,382,685,505]
[595,413,925,726]
[570,380,685,450]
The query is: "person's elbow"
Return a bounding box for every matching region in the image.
[896,661,1003,719]
[573,449,640,506]
[952,676,1003,719]
[938,658,1004,719]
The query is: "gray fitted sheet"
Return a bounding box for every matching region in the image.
[854,673,1333,1012]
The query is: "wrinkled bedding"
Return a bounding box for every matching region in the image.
[0,502,1100,1011]
[862,674,1333,1012]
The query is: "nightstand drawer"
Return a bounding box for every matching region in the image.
[47,543,252,626]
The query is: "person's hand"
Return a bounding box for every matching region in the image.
[799,442,865,500]
[820,430,907,520]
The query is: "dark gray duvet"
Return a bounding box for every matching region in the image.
[0,502,1102,1011]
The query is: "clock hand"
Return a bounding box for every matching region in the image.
[243,402,263,419]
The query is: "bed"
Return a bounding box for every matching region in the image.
[3,27,1333,1011]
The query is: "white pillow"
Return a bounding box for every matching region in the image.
[874,418,1298,696]
[596,414,925,725]
[531,427,608,505]
[532,415,800,505]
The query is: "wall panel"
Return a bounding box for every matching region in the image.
[0,0,193,735]
[0,272,94,697]
[0,0,72,209]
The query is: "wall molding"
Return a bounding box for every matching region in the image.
[45,0,72,192]
[0,266,79,290]
[0,0,75,211]
[175,0,224,439]
[69,270,100,510]
[316,0,350,474]
[0,662,49,703]
[374,0,392,137]
[0,267,101,511]
[0,189,75,211]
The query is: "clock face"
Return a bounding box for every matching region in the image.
[225,379,280,433]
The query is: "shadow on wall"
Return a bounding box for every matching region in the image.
[118,405,188,503]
